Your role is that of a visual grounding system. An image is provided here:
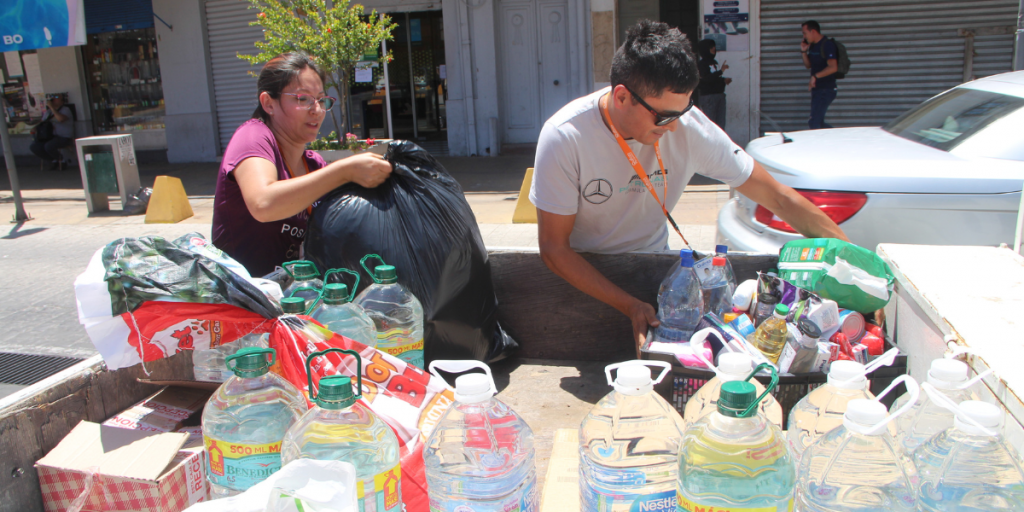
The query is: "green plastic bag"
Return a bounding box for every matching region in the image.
[777,238,894,313]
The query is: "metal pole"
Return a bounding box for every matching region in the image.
[0,97,29,222]
[1015,0,1024,71]
[382,15,394,140]
[405,12,419,140]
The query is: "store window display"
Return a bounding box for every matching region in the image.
[82,28,164,134]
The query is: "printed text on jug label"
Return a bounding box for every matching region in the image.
[204,437,282,490]
[677,493,794,512]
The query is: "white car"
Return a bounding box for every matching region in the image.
[718,70,1024,254]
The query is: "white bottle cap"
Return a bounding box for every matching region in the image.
[718,352,753,381]
[843,399,888,434]
[928,359,969,390]
[827,360,868,390]
[454,373,496,404]
[954,400,1003,436]
[615,365,654,396]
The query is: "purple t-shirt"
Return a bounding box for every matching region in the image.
[212,118,327,276]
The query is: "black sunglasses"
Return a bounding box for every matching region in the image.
[624,85,694,126]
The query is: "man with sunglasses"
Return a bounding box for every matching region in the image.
[529,20,848,355]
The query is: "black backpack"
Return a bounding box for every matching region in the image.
[33,120,54,142]
[824,37,851,79]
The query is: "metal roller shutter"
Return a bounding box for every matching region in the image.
[759,0,1019,132]
[206,0,264,153]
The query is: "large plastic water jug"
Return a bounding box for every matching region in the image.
[794,375,920,511]
[202,347,307,499]
[682,328,783,426]
[678,364,795,511]
[282,260,324,305]
[787,348,900,459]
[193,333,268,382]
[424,360,538,512]
[354,255,424,368]
[310,283,378,347]
[280,348,402,512]
[893,356,986,454]
[913,384,1024,511]
[579,360,686,512]
[654,249,704,342]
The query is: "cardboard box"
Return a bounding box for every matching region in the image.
[102,386,210,433]
[36,421,207,512]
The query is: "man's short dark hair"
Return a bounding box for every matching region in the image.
[610,20,699,98]
[802,20,821,33]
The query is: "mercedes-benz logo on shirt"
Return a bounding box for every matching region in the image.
[583,179,612,204]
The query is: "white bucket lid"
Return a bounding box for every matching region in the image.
[843,399,888,434]
[928,358,969,389]
[615,365,653,395]
[954,400,1003,436]
[828,360,868,389]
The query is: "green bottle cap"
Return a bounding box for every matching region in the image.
[315,375,358,409]
[718,380,757,418]
[225,347,275,378]
[375,265,398,284]
[293,262,317,280]
[774,303,790,316]
[322,283,350,304]
[281,297,307,314]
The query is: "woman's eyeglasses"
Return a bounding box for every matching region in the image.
[281,93,337,111]
[623,85,694,126]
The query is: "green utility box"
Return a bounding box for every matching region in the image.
[84,150,119,194]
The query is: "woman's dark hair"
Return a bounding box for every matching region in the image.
[610,20,699,98]
[251,52,327,122]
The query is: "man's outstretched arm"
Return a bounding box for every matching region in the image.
[537,208,659,356]
[735,162,850,241]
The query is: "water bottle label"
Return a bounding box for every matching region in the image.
[694,257,727,287]
[378,330,425,368]
[581,482,675,512]
[356,464,402,512]
[203,436,282,491]
[677,493,793,512]
[429,478,537,512]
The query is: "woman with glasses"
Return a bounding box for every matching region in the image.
[212,52,393,276]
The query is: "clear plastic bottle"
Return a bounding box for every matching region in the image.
[283,261,324,305]
[678,368,795,512]
[310,283,378,348]
[354,264,425,368]
[787,360,877,460]
[795,376,921,512]
[684,351,784,427]
[425,360,538,512]
[714,244,738,291]
[654,249,704,342]
[579,361,686,512]
[193,333,269,382]
[202,347,307,499]
[913,398,1024,511]
[700,257,735,319]
[753,304,790,363]
[281,348,402,512]
[893,358,976,454]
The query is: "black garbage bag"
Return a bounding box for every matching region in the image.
[304,140,517,363]
[101,232,281,318]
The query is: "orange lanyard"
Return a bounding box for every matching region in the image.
[284,158,315,216]
[599,95,691,249]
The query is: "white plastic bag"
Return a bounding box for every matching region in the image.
[183,459,358,512]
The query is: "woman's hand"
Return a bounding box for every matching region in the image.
[342,153,393,188]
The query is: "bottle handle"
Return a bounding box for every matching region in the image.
[689,327,727,377]
[604,360,671,387]
[305,348,363,403]
[360,254,387,283]
[288,286,323,314]
[225,347,276,372]
[833,347,900,386]
[738,363,778,418]
[323,268,361,302]
[859,374,919,436]
[921,382,999,437]
[281,260,321,280]
[428,360,497,395]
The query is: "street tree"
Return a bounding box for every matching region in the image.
[240,0,394,138]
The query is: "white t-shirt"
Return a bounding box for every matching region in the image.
[529,87,754,253]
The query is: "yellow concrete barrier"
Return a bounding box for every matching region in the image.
[145,176,194,223]
[512,167,538,224]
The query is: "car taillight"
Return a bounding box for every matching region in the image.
[754,190,867,233]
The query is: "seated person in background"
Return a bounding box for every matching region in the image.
[30,95,74,170]
[212,52,393,276]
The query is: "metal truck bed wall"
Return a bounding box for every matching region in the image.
[0,249,777,510]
